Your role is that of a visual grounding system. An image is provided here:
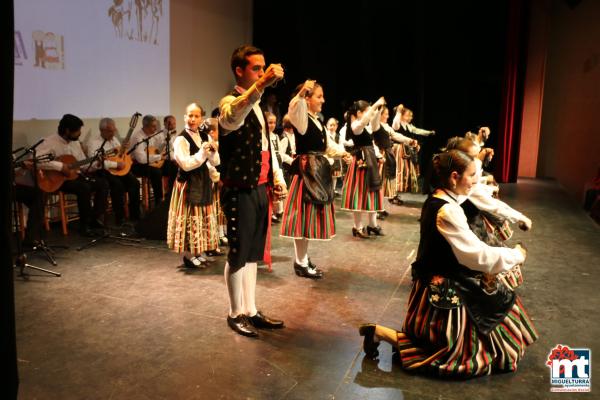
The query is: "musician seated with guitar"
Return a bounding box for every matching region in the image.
[36,114,110,237]
[130,115,167,206]
[86,117,141,226]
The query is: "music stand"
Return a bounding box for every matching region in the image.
[12,148,61,277]
[76,142,143,251]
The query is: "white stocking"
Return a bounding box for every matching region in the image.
[224,262,244,317]
[242,262,258,317]
[353,211,364,229]
[294,238,309,266]
[368,212,378,228]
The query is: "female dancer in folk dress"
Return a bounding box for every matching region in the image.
[359,150,537,378]
[167,103,220,267]
[391,105,434,202]
[340,97,387,238]
[445,136,532,289]
[280,80,351,279]
[374,106,417,219]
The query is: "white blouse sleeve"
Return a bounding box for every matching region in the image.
[436,203,525,274]
[468,184,525,223]
[407,123,434,136]
[351,105,377,135]
[288,95,308,134]
[369,109,382,132]
[384,124,413,145]
[391,110,402,131]
[173,135,209,172]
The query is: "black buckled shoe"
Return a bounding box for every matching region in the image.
[248,311,285,329]
[205,248,224,257]
[183,256,205,268]
[352,227,370,238]
[227,315,259,337]
[358,323,379,359]
[294,262,324,279]
[366,225,385,236]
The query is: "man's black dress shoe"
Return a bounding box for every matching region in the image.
[294,262,323,279]
[366,225,385,236]
[358,323,379,359]
[227,315,258,337]
[248,311,285,329]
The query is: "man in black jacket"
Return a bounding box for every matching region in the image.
[218,45,287,338]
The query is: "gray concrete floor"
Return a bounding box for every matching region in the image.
[14,179,600,399]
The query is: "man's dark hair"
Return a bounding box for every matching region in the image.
[58,114,83,135]
[230,45,264,75]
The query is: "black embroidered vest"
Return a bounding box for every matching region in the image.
[346,123,373,147]
[295,116,327,154]
[176,130,213,206]
[372,126,392,149]
[218,90,274,188]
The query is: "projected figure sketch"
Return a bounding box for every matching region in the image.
[32,30,64,70]
[149,0,162,45]
[108,0,162,45]
[108,0,130,38]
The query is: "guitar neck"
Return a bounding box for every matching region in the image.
[69,149,117,169]
[118,127,136,157]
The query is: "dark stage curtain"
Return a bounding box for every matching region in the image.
[497,0,529,183]
[2,0,19,398]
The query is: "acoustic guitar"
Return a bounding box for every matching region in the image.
[106,112,141,176]
[147,145,165,168]
[37,149,117,193]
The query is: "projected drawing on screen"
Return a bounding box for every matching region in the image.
[14,0,169,120]
[32,31,64,70]
[14,31,27,66]
[109,0,163,45]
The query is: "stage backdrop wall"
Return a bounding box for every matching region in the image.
[12,0,252,149]
[537,0,600,202]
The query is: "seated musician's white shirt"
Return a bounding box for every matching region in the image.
[129,128,166,164]
[36,133,88,172]
[86,136,122,170]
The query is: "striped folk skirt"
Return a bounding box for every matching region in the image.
[340,158,384,212]
[396,279,538,378]
[213,185,227,227]
[394,144,420,194]
[280,175,335,240]
[166,180,219,254]
[379,162,397,199]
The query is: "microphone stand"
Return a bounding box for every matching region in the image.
[12,148,61,276]
[76,140,142,251]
